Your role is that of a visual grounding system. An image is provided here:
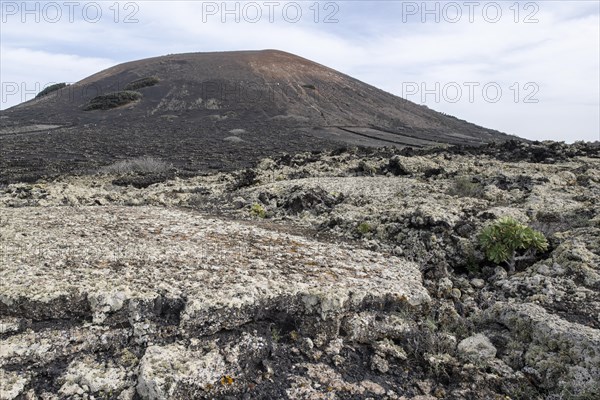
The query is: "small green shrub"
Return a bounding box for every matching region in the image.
[36,83,67,98]
[250,203,266,218]
[357,222,372,235]
[124,76,159,90]
[84,90,142,111]
[478,217,548,272]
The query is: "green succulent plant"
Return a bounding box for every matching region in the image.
[478,217,548,272]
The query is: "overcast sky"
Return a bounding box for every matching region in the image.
[1,1,598,142]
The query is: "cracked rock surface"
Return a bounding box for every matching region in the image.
[1,207,428,399]
[1,141,599,399]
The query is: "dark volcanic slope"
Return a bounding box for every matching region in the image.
[0,50,516,181]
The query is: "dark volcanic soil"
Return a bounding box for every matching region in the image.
[0,50,517,183]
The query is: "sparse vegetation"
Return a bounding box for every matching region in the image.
[357,222,373,235]
[36,83,67,98]
[478,217,548,272]
[448,176,485,198]
[124,76,159,90]
[83,90,142,111]
[250,203,266,218]
[270,326,282,342]
[99,157,172,175]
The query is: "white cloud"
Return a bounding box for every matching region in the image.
[0,46,115,107]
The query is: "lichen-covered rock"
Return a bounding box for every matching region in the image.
[0,325,130,369]
[482,302,600,397]
[0,370,29,400]
[0,143,598,398]
[280,185,343,214]
[0,205,429,398]
[0,318,22,335]
[373,338,407,361]
[341,312,413,343]
[136,344,226,399]
[1,206,429,328]
[287,362,391,398]
[370,354,390,373]
[457,333,497,364]
[58,357,131,397]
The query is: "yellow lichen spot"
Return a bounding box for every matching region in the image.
[220,375,234,385]
[326,386,334,392]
